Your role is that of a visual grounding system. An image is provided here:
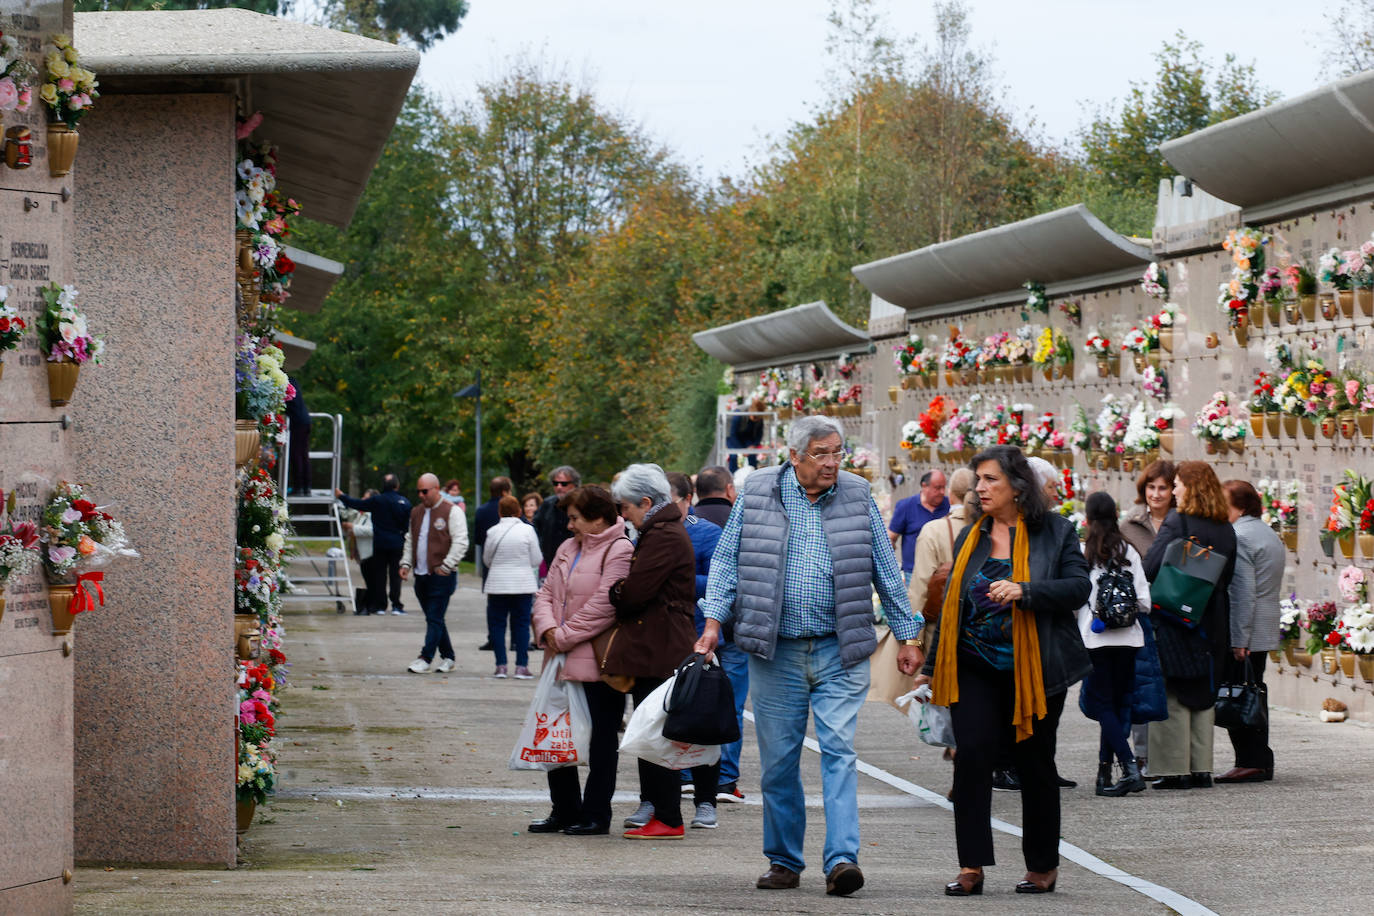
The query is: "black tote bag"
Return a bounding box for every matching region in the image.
[1214,658,1268,731]
[662,653,740,746]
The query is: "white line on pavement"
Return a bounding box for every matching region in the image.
[743,709,1219,916]
[272,785,920,808]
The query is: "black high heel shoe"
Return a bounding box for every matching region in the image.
[945,871,984,896]
[1015,870,1058,894]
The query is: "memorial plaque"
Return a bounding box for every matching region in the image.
[1,0,75,906]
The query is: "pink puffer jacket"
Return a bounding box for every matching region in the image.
[531,524,633,682]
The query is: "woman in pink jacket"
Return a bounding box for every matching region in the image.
[527,485,633,836]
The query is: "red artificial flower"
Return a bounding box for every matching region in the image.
[72,498,100,521]
[268,648,286,665]
[0,318,9,332]
[275,254,296,275]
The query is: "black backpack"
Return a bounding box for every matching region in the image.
[1093,559,1138,630]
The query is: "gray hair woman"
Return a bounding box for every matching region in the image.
[604,462,698,839]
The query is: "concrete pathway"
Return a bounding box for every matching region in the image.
[76,579,1374,914]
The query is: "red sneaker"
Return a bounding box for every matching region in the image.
[623,818,685,840]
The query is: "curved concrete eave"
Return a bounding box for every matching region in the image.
[850,204,1151,313]
[693,301,870,370]
[1160,68,1374,209]
[77,9,420,227]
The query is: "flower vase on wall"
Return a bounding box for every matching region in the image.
[46,123,78,177]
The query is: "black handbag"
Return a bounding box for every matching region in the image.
[662,653,740,745]
[1215,657,1268,731]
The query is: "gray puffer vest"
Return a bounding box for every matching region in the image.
[733,466,877,668]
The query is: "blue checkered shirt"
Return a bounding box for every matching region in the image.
[700,465,921,640]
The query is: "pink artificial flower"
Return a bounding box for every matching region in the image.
[239,700,258,724]
[57,77,75,92]
[1348,379,1361,403]
[0,77,16,111]
[48,545,76,565]
[16,88,29,111]
[61,507,82,524]
[284,382,296,403]
[236,111,264,140]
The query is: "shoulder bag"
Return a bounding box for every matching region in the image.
[1150,516,1228,628]
[588,537,635,692]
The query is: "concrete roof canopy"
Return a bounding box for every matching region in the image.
[1160,69,1374,214]
[279,246,344,315]
[76,8,420,228]
[693,301,870,372]
[850,204,1152,317]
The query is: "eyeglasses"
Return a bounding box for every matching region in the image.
[552,480,574,488]
[805,450,847,465]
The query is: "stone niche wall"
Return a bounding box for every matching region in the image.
[867,201,1374,720]
[0,2,77,911]
[72,93,238,866]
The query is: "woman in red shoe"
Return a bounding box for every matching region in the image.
[604,463,698,840]
[529,486,633,836]
[915,445,1091,896]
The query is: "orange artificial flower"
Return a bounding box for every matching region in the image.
[77,535,97,556]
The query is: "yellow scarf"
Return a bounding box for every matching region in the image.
[930,513,1046,742]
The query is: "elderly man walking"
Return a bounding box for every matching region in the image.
[695,415,924,897]
[400,472,469,673]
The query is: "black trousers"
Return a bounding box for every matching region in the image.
[372,545,404,609]
[630,676,684,827]
[949,654,1066,872]
[359,553,386,612]
[1086,646,1137,766]
[546,679,625,826]
[1225,652,1273,770]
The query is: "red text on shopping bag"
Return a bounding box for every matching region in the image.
[519,709,580,764]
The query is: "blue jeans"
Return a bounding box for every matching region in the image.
[487,593,532,667]
[717,640,750,785]
[413,573,457,663]
[749,636,869,875]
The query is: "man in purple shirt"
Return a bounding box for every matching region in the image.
[887,469,949,584]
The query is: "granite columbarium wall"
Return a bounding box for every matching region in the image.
[71,93,237,866]
[1,1,78,910]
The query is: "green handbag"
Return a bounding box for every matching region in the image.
[1151,519,1228,628]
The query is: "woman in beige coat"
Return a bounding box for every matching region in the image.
[528,486,633,836]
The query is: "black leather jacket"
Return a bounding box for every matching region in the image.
[921,512,1092,696]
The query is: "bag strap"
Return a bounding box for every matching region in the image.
[599,535,632,574]
[487,523,515,564]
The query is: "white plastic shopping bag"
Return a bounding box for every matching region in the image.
[508,654,592,770]
[618,675,721,770]
[895,684,956,748]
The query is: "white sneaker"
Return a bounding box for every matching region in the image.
[690,803,717,829]
[623,801,654,828]
[407,658,430,674]
[435,658,455,673]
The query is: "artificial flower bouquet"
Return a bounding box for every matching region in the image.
[1278,594,1304,643]
[0,284,27,360]
[40,34,97,129]
[0,29,36,114]
[1338,603,1374,655]
[1304,600,1340,656]
[1084,333,1112,356]
[37,282,102,365]
[1190,391,1246,448]
[1022,280,1048,316]
[1257,478,1299,530]
[40,480,135,582]
[1141,262,1168,301]
[0,490,40,591]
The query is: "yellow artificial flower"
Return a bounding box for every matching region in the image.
[48,57,70,79]
[64,46,78,63]
[39,83,58,105]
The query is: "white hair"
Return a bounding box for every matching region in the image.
[1026,456,1057,490]
[611,463,671,506]
[786,415,844,453]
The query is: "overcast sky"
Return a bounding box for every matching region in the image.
[416,0,1340,180]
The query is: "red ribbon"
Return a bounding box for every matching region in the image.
[71,571,105,615]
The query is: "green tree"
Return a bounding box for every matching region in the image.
[285,91,484,491]
[1073,33,1277,233]
[1319,1,1374,77]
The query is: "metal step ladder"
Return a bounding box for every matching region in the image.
[277,412,355,614]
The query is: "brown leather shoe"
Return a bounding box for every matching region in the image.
[756,863,800,890]
[826,862,865,896]
[1216,766,1271,783]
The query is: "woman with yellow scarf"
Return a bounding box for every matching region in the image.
[914,446,1091,897]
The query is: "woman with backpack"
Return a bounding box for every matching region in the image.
[1077,493,1151,796]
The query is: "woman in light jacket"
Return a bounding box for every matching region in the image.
[529,486,633,836]
[1077,492,1151,797]
[482,495,543,679]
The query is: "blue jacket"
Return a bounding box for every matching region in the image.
[339,490,411,553]
[684,514,722,634]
